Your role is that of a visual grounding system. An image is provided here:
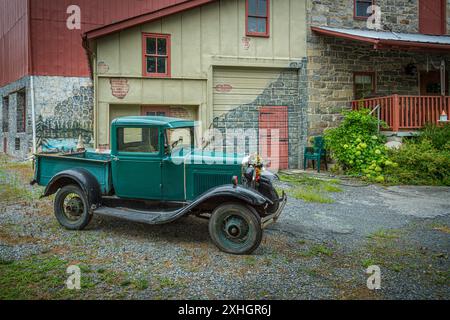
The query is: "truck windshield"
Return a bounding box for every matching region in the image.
[165,127,195,154]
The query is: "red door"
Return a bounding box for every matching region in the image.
[419,0,446,35]
[259,106,289,170]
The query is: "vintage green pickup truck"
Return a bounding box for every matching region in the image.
[32,116,286,254]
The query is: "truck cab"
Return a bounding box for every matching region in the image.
[33,116,286,255]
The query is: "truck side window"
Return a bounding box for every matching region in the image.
[117,127,159,153]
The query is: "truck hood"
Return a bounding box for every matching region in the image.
[170,148,245,166]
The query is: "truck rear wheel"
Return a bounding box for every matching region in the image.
[54,185,92,230]
[209,203,262,255]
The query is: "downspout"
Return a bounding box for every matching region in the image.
[30,76,36,153]
[27,0,37,154]
[440,59,446,97]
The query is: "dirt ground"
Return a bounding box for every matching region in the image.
[0,157,449,300]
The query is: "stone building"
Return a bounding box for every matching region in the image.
[306,0,450,136]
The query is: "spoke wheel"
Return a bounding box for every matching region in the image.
[54,185,92,230]
[209,203,262,255]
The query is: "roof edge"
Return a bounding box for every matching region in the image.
[85,0,215,40]
[311,26,450,51]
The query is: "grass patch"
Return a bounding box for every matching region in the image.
[367,229,400,240]
[361,258,377,268]
[298,244,334,258]
[432,225,450,234]
[154,276,184,290]
[0,255,68,299]
[243,256,257,266]
[278,173,342,203]
[290,187,334,203]
[132,278,149,291]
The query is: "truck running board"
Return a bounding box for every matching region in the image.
[94,206,186,225]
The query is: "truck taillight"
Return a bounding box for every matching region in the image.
[232,176,238,186]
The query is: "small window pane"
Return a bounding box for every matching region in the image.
[257,18,267,33]
[147,57,156,73]
[157,57,166,74]
[146,37,156,54]
[256,0,267,16]
[248,17,258,32]
[248,0,257,15]
[117,127,159,153]
[354,74,374,99]
[355,75,373,84]
[356,0,371,17]
[157,38,166,55]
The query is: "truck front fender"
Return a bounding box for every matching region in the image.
[187,184,272,214]
[43,168,102,207]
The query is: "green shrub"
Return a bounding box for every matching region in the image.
[385,139,450,186]
[419,123,450,151]
[324,109,391,182]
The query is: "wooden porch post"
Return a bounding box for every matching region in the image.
[392,94,400,132]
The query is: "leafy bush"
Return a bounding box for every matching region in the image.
[324,109,392,182]
[384,139,450,186]
[419,123,450,151]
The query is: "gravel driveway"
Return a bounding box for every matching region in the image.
[0,160,449,300]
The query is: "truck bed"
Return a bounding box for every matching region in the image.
[34,151,112,194]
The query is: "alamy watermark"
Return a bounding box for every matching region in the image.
[366,265,381,290]
[66,265,81,290]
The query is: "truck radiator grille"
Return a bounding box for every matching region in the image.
[194,173,231,195]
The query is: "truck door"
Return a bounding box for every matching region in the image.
[111,126,162,200]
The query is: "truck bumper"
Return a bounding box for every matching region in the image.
[261,191,287,229]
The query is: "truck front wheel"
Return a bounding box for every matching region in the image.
[209,203,262,255]
[54,185,92,230]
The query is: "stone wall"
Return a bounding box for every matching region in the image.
[0,76,94,158]
[306,0,450,136]
[309,0,422,33]
[213,62,308,169]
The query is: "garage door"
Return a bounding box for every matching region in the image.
[213,67,292,169]
[213,67,286,118]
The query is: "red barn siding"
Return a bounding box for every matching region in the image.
[1,0,190,86]
[0,0,29,87]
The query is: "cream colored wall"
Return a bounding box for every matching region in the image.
[94,0,307,146]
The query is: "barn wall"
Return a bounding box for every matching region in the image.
[0,0,29,87]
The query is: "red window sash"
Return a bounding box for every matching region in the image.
[246,0,270,37]
[142,33,171,78]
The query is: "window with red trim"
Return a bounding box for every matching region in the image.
[246,0,269,37]
[354,0,374,19]
[142,33,171,77]
[354,72,376,99]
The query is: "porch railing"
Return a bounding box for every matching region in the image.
[351,95,450,131]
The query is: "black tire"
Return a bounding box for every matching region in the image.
[54,185,92,230]
[209,202,263,255]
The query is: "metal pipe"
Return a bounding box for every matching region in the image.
[30,76,37,154]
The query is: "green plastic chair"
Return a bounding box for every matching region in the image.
[303,136,328,173]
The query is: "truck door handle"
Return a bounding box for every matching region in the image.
[111,156,119,161]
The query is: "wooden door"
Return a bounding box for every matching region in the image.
[420,71,449,95]
[259,106,289,170]
[419,0,446,35]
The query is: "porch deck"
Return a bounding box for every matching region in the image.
[351,95,450,131]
